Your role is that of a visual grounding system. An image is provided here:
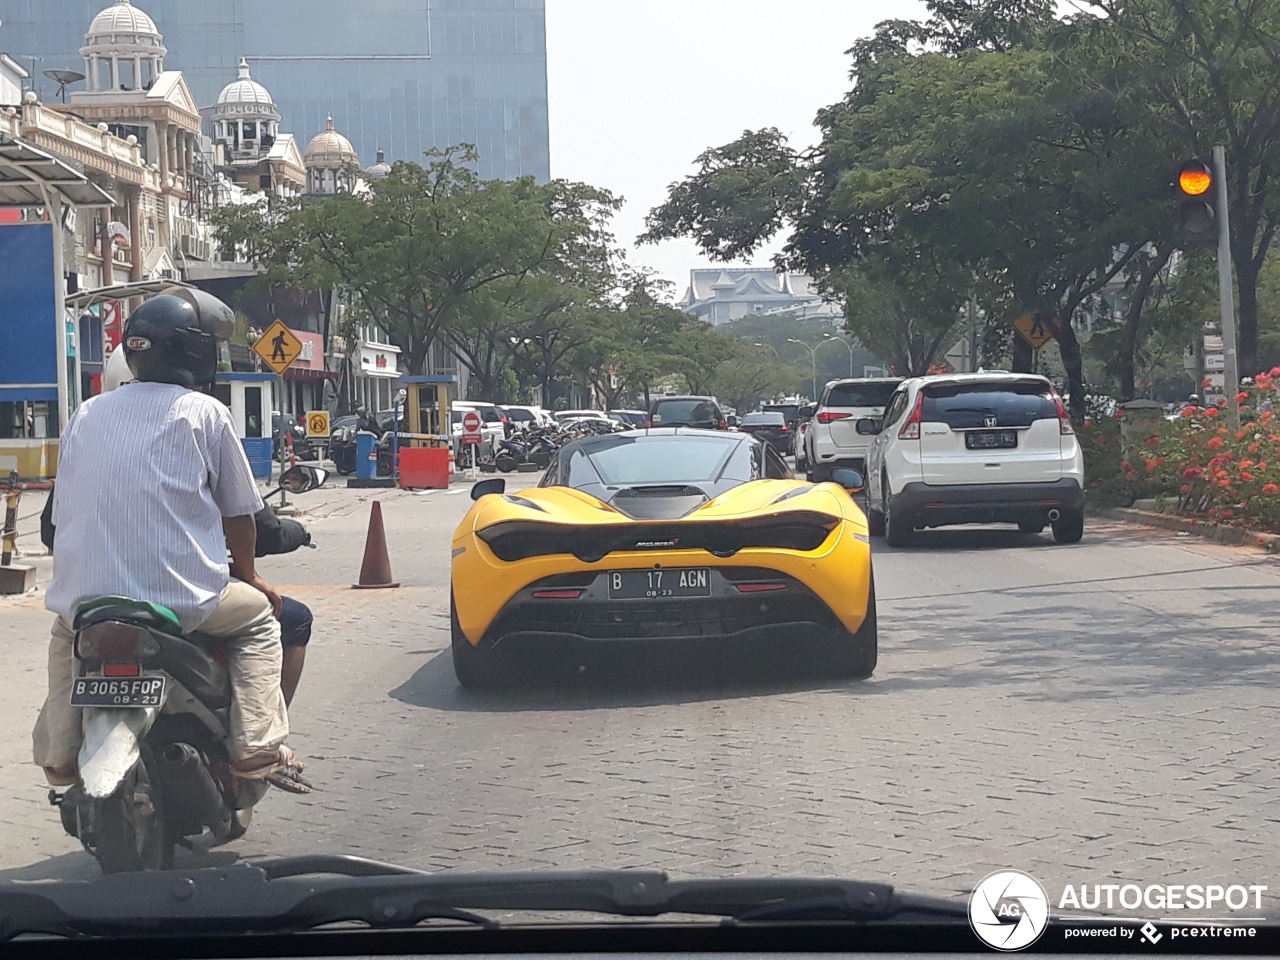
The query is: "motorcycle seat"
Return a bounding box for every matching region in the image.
[73,597,184,636]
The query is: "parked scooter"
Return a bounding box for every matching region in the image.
[47,464,326,874]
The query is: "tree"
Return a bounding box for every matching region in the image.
[213,147,619,378]
[709,353,805,415]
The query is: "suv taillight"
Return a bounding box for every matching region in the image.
[898,393,925,440]
[1053,393,1074,435]
[718,419,727,430]
[817,411,851,424]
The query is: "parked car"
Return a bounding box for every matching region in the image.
[862,372,1085,547]
[793,402,819,469]
[804,377,903,481]
[607,409,648,429]
[554,408,609,424]
[646,395,727,430]
[499,405,550,435]
[737,410,794,455]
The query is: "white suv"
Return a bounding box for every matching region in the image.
[862,373,1085,547]
[804,378,902,481]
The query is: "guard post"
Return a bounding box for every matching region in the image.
[213,372,276,480]
[396,375,458,490]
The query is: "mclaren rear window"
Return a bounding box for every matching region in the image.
[564,435,739,487]
[825,382,899,407]
[921,381,1058,429]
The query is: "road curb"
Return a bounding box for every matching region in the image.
[1097,506,1280,554]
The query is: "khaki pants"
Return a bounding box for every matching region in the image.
[33,582,288,769]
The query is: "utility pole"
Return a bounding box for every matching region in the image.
[1212,145,1240,426]
[967,292,979,373]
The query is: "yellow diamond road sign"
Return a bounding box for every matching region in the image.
[253,319,304,375]
[1014,313,1057,351]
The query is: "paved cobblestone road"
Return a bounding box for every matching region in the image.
[2,479,1277,917]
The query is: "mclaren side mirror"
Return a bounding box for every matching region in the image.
[471,477,507,501]
[830,467,865,493]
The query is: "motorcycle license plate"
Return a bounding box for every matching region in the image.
[70,675,166,708]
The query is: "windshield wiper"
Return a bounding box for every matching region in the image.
[0,855,968,939]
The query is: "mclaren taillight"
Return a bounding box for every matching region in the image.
[76,621,162,662]
[899,393,925,440]
[1052,393,1074,435]
[816,411,850,424]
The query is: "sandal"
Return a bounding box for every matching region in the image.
[231,745,314,795]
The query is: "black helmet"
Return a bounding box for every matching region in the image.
[123,288,235,387]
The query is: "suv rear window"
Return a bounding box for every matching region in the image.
[742,412,785,426]
[651,399,720,426]
[762,404,799,422]
[921,382,1058,429]
[825,382,899,407]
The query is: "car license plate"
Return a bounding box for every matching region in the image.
[608,568,711,600]
[965,430,1018,450]
[70,676,166,708]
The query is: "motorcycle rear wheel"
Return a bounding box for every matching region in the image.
[93,744,173,874]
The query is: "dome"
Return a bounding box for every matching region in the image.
[215,58,280,120]
[365,147,391,179]
[82,0,165,55]
[304,115,358,168]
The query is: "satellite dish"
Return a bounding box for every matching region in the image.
[43,68,86,103]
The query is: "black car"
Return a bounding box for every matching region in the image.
[647,395,727,430]
[737,411,793,455]
[762,402,802,432]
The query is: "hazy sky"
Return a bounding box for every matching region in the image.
[544,0,926,299]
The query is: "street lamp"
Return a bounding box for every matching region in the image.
[753,341,779,357]
[786,338,818,398]
[821,332,855,378]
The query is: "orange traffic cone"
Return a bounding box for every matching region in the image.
[352,501,400,589]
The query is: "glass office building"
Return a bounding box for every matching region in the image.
[0,0,550,182]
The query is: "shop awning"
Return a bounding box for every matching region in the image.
[66,279,194,310]
[0,135,117,208]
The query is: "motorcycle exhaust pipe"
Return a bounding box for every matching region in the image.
[1048,509,1061,521]
[159,743,230,836]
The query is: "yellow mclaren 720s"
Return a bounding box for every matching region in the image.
[449,427,876,688]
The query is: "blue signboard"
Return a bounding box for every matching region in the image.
[0,223,57,402]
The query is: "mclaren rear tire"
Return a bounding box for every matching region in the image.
[827,577,878,680]
[451,594,511,689]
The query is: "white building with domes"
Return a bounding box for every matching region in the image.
[209,58,305,197]
[304,115,360,196]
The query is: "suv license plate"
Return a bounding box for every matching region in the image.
[70,676,166,708]
[608,568,711,600]
[965,430,1019,450]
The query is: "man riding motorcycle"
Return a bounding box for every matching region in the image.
[33,290,308,792]
[40,347,315,709]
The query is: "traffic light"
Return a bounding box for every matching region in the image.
[1176,158,1216,237]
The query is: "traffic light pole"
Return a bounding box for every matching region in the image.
[1213,145,1240,425]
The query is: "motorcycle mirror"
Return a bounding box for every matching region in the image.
[279,464,326,494]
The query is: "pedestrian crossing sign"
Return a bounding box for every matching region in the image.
[1014,313,1058,351]
[253,320,303,375]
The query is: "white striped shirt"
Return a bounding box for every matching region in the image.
[45,383,264,631]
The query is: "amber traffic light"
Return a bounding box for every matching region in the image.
[1177,159,1215,236]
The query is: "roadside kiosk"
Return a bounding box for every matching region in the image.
[214,372,276,479]
[394,374,458,489]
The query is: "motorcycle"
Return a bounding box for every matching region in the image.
[330,428,394,478]
[49,464,326,874]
